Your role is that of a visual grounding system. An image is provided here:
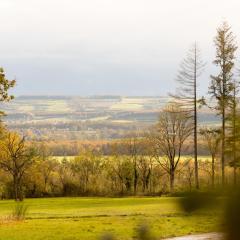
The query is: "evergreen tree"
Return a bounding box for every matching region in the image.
[209,22,237,185]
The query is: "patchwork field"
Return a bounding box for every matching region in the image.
[1,96,219,140]
[0,197,221,240]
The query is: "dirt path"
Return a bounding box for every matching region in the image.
[164,233,223,240]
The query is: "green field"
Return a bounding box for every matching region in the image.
[0,197,221,240]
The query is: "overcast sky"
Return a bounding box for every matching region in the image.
[1,0,240,96]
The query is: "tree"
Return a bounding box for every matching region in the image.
[108,143,133,194]
[150,103,192,192]
[200,128,221,188]
[226,79,240,185]
[183,160,195,191]
[209,22,237,185]
[0,67,15,116]
[57,157,74,196]
[0,132,35,201]
[136,138,155,193]
[125,134,141,195]
[72,149,102,194]
[35,144,56,194]
[171,43,205,189]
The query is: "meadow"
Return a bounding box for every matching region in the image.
[0,197,221,240]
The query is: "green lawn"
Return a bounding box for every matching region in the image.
[0,197,221,240]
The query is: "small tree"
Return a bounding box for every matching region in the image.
[0,132,35,201]
[108,143,133,194]
[150,103,192,192]
[209,21,237,185]
[200,128,221,188]
[72,150,99,194]
[35,144,56,194]
[0,67,15,116]
[125,134,141,195]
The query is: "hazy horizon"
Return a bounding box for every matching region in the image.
[1,0,240,96]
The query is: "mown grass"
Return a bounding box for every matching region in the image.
[0,197,221,240]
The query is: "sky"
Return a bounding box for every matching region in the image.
[1,0,240,96]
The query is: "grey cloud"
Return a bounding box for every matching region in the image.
[0,0,239,96]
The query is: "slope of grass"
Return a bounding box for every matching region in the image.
[0,197,221,240]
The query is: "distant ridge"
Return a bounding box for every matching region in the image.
[16,95,170,100]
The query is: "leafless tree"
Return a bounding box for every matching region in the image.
[149,103,192,192]
[170,43,205,189]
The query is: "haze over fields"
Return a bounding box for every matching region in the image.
[1,0,240,96]
[2,96,219,140]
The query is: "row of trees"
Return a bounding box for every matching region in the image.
[171,21,240,189]
[0,131,231,200]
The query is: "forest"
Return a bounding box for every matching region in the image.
[0,22,239,201]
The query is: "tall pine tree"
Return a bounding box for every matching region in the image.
[209,22,237,185]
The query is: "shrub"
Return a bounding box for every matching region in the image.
[11,203,28,221]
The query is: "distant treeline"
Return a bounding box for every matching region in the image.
[29,138,209,156]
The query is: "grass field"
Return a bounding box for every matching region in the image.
[0,197,221,240]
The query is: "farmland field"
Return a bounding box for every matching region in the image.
[0,197,221,240]
[1,96,220,140]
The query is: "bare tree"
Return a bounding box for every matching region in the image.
[171,43,205,189]
[149,103,192,192]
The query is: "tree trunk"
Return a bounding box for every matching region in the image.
[234,167,237,185]
[233,95,237,186]
[170,170,175,192]
[211,155,215,188]
[145,169,151,191]
[18,182,23,201]
[142,179,145,193]
[222,110,225,185]
[133,162,138,195]
[13,175,23,201]
[13,175,18,201]
[194,45,199,190]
